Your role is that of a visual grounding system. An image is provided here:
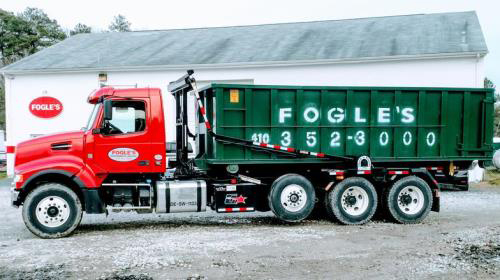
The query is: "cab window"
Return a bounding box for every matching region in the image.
[103,101,146,135]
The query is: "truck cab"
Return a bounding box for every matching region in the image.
[11,87,173,237]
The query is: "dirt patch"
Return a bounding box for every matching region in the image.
[0,264,70,280]
[454,240,500,273]
[99,272,153,280]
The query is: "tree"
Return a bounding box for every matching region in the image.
[70,23,91,36]
[0,9,34,64]
[485,77,500,136]
[485,77,498,102]
[18,7,66,53]
[108,14,131,32]
[0,7,66,130]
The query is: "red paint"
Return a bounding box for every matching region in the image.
[6,146,15,153]
[236,195,247,204]
[427,166,443,171]
[29,97,63,118]
[388,170,410,175]
[15,88,166,190]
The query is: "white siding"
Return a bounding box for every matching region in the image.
[5,56,485,175]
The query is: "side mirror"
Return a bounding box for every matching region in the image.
[103,99,113,120]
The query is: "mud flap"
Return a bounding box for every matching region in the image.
[411,168,440,212]
[431,189,440,212]
[83,189,105,214]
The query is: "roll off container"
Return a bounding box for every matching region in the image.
[11,71,494,238]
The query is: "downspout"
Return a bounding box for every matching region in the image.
[475,53,479,87]
[3,73,15,177]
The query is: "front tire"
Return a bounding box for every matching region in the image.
[385,176,433,224]
[22,183,83,239]
[325,177,378,225]
[268,174,316,222]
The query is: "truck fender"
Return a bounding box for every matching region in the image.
[411,168,440,212]
[17,169,105,214]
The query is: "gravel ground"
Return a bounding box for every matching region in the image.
[1,179,500,280]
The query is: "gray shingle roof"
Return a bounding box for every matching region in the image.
[1,11,488,73]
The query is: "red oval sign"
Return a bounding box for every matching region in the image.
[29,97,63,118]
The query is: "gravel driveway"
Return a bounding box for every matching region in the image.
[0,179,499,280]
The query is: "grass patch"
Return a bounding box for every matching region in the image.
[485,168,500,186]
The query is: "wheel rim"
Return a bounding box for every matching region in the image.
[397,186,425,215]
[35,196,70,228]
[280,184,307,212]
[340,186,370,216]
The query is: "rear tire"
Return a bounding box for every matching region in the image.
[22,183,83,239]
[268,174,316,222]
[325,177,377,225]
[385,176,432,224]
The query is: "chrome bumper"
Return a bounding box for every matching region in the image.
[10,187,20,207]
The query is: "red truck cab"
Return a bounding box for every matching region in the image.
[12,87,168,236]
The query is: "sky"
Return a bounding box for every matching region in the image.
[1,0,500,85]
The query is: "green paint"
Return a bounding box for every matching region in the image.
[195,84,494,166]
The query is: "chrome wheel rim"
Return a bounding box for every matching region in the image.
[397,186,425,215]
[280,184,307,212]
[35,196,70,228]
[340,186,370,216]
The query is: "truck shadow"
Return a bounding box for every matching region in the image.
[75,215,322,234]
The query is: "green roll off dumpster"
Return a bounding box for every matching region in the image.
[189,83,494,223]
[197,84,494,165]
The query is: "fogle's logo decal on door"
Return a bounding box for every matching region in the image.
[108,148,139,162]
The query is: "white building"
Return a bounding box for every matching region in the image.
[1,11,489,176]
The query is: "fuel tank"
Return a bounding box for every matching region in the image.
[156,180,207,213]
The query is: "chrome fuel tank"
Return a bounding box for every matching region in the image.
[156,180,207,213]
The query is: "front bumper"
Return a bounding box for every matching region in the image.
[10,187,20,207]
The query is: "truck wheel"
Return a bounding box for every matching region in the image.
[325,177,377,225]
[22,183,83,239]
[385,176,432,224]
[268,174,316,222]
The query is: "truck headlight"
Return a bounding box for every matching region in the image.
[13,174,23,183]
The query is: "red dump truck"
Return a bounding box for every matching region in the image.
[11,71,494,238]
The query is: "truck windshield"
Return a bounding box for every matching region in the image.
[85,104,100,131]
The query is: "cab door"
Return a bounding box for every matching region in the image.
[93,99,152,173]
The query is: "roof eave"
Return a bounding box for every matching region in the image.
[1,51,488,76]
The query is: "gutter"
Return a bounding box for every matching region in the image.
[1,51,488,76]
